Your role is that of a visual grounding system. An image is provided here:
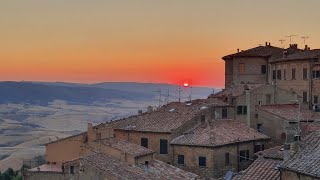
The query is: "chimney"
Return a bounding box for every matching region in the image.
[269,42,271,46]
[144,161,149,173]
[265,42,268,46]
[283,50,288,58]
[147,106,153,113]
[283,143,290,161]
[87,123,95,142]
[138,110,143,115]
[237,48,240,53]
[289,44,298,49]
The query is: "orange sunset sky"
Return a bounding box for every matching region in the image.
[1,0,320,88]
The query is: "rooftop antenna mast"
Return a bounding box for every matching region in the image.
[285,35,298,44]
[301,36,309,47]
[279,39,286,48]
[153,88,162,107]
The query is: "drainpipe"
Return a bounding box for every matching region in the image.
[245,89,251,127]
[309,59,314,110]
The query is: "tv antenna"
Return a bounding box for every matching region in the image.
[285,35,298,44]
[279,39,286,48]
[301,36,309,47]
[153,88,162,107]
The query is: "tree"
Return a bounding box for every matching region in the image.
[4,168,15,177]
[2,173,10,180]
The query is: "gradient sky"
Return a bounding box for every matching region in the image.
[1,0,320,87]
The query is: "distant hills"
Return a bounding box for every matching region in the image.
[0,82,217,106]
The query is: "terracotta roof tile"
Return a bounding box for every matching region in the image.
[103,98,231,133]
[271,49,320,62]
[209,83,264,99]
[171,119,270,147]
[223,45,283,60]
[280,131,320,178]
[80,153,199,180]
[96,138,154,157]
[257,104,320,122]
[232,158,281,180]
[255,146,284,160]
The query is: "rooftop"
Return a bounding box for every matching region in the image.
[257,104,320,122]
[280,131,320,178]
[222,44,283,60]
[95,137,154,158]
[78,153,199,180]
[255,146,284,160]
[232,158,281,180]
[171,119,270,147]
[209,83,264,99]
[103,98,231,133]
[28,164,63,173]
[271,49,320,62]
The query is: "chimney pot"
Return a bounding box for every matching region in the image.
[237,48,239,53]
[265,42,268,46]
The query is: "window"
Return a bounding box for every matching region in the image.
[313,70,320,78]
[225,153,230,165]
[141,138,148,148]
[178,155,184,165]
[199,156,206,167]
[272,70,276,80]
[239,150,249,162]
[303,68,308,80]
[261,65,267,74]
[277,70,281,80]
[160,139,168,154]
[96,133,101,140]
[266,94,271,104]
[284,69,287,80]
[314,95,319,104]
[222,108,228,118]
[257,123,263,132]
[201,115,205,123]
[237,106,247,115]
[292,68,296,80]
[239,63,245,74]
[70,166,74,174]
[303,91,308,103]
[254,144,264,153]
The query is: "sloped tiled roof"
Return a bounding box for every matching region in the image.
[270,49,320,63]
[78,153,200,180]
[209,83,265,99]
[280,131,320,178]
[95,138,154,158]
[223,45,283,60]
[103,98,231,133]
[171,119,270,147]
[257,104,320,122]
[232,158,281,180]
[255,146,284,160]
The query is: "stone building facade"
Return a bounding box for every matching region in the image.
[223,43,320,110]
[171,120,270,178]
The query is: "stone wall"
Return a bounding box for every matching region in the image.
[172,140,268,178]
[231,57,268,85]
[235,84,296,128]
[46,133,86,163]
[281,170,319,180]
[114,130,173,163]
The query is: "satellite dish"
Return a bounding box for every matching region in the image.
[225,171,234,180]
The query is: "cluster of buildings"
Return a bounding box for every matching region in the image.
[24,42,320,180]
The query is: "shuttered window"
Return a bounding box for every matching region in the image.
[141,138,148,148]
[160,139,168,154]
[239,63,245,74]
[199,156,206,167]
